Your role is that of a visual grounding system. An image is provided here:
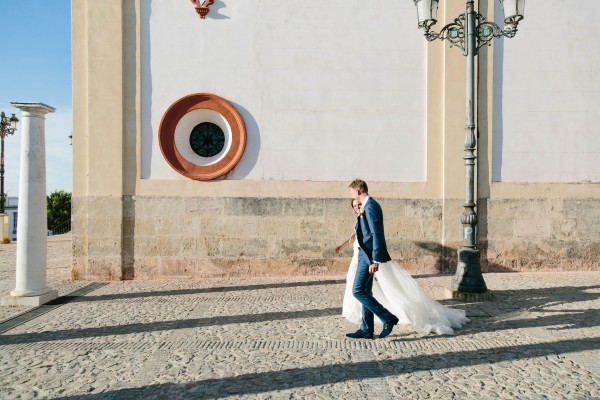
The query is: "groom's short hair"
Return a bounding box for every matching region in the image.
[349,179,368,193]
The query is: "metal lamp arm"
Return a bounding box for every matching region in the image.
[422,14,467,52]
[421,13,520,55]
[476,14,518,52]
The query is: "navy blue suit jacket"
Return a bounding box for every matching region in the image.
[355,197,391,264]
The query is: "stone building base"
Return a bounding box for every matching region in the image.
[71,196,600,280]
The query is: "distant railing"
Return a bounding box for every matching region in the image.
[48,219,71,236]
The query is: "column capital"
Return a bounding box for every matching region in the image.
[10,102,56,117]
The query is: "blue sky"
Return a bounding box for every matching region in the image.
[0,0,72,197]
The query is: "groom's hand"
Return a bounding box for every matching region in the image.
[369,263,379,274]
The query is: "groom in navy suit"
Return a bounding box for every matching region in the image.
[347,179,399,339]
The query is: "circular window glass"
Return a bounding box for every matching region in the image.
[189,122,225,157]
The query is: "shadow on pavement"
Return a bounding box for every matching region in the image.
[70,279,346,303]
[0,307,342,345]
[2,284,598,345]
[458,284,600,333]
[48,337,600,399]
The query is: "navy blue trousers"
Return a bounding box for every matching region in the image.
[352,248,397,333]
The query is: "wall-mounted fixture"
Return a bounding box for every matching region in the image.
[189,0,214,19]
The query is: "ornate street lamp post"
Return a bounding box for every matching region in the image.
[411,0,525,296]
[0,111,19,214]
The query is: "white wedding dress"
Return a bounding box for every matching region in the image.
[342,239,470,335]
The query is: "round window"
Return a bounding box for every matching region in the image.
[190,122,225,158]
[158,93,246,181]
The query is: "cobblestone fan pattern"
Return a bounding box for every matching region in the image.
[1,238,599,398]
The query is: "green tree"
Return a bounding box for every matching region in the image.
[47,190,71,234]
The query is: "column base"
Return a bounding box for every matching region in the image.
[445,288,494,302]
[1,290,58,306]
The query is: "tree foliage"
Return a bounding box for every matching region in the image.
[47,190,71,232]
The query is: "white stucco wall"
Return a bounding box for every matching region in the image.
[492,0,600,183]
[141,0,427,182]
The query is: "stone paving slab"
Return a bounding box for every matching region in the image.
[0,237,599,399]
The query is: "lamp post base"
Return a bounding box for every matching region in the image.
[445,287,493,301]
[449,248,489,297]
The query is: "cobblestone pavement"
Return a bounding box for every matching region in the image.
[0,236,599,399]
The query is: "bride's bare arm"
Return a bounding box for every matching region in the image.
[335,234,356,254]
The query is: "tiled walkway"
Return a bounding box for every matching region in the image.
[1,237,599,399]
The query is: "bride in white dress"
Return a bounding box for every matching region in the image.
[335,199,469,336]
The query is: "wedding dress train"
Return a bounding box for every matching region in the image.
[342,240,469,335]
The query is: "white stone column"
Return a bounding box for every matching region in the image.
[1,103,58,306]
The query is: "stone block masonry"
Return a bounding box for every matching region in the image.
[71,196,600,280]
[480,199,600,272]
